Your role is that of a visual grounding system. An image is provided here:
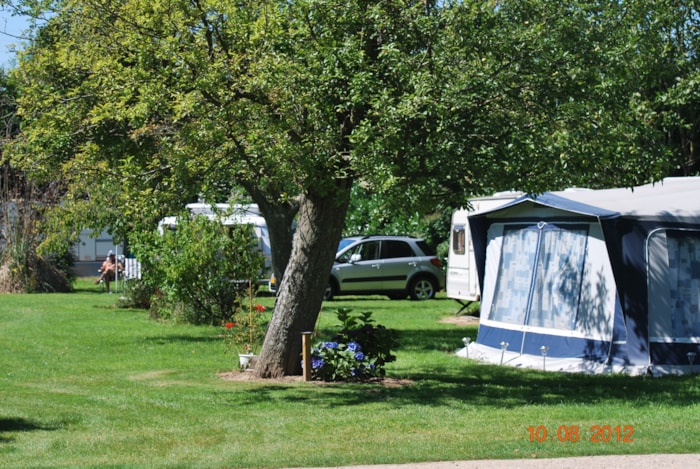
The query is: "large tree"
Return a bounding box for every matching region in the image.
[8,0,455,376]
[7,0,694,376]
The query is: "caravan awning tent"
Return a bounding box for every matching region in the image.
[459,177,700,375]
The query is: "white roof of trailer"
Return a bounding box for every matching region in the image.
[476,177,700,223]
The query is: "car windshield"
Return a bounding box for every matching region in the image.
[337,238,358,253]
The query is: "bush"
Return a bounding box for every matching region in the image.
[117,279,155,309]
[131,213,265,325]
[0,202,73,293]
[309,309,397,382]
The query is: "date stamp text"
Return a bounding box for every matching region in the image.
[528,425,634,443]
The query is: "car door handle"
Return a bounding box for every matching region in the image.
[372,264,381,269]
[408,261,417,267]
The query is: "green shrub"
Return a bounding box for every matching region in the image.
[309,309,397,382]
[117,279,154,309]
[131,213,265,325]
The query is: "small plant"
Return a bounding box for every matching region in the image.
[118,279,154,309]
[223,300,267,356]
[308,309,397,382]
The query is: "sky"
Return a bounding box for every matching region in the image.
[0,8,29,69]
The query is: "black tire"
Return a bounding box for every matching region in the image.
[323,280,336,301]
[409,276,437,300]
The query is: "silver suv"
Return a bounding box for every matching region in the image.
[325,235,445,300]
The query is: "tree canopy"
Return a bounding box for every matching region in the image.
[4,0,700,376]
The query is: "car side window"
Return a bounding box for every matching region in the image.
[358,241,380,261]
[382,240,415,259]
[337,240,380,263]
[336,247,355,263]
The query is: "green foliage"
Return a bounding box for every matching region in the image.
[344,186,450,257]
[130,214,265,325]
[310,308,397,382]
[343,186,423,237]
[9,0,700,227]
[117,278,154,309]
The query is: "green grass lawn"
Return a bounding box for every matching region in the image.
[1,280,699,468]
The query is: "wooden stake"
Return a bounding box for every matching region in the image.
[302,332,313,381]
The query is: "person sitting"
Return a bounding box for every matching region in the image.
[94,252,123,293]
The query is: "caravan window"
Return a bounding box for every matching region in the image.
[648,230,700,341]
[452,225,466,255]
[489,223,589,330]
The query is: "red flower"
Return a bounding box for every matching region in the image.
[225,322,235,329]
[255,304,266,312]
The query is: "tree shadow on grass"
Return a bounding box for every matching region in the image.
[225,363,700,413]
[219,321,700,411]
[386,366,700,408]
[0,418,57,443]
[144,334,222,344]
[395,326,478,353]
[383,326,700,408]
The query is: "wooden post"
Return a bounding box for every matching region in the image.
[302,332,313,381]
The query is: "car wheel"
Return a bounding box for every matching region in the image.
[409,276,437,300]
[323,281,336,301]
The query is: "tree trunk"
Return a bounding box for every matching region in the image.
[256,181,352,378]
[253,196,299,290]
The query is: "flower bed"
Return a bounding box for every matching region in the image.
[308,308,397,382]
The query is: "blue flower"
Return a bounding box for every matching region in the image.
[347,341,362,353]
[324,341,339,349]
[312,357,325,369]
[354,352,365,361]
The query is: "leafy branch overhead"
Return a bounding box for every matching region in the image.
[11,1,691,230]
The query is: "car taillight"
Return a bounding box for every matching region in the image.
[430,258,442,268]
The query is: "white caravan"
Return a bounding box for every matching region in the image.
[72,229,125,277]
[74,229,123,263]
[447,192,522,312]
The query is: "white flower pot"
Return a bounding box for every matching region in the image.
[238,353,257,369]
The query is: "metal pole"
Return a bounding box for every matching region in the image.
[462,337,471,359]
[540,345,549,371]
[249,282,254,348]
[115,244,120,293]
[499,341,509,366]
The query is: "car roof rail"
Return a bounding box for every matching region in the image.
[358,234,422,240]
